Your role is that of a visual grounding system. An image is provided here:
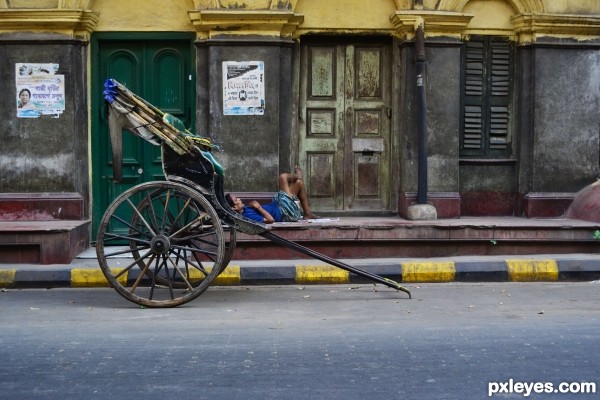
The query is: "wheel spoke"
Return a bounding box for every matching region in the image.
[171,221,217,240]
[127,198,156,236]
[169,213,210,239]
[170,197,194,232]
[173,247,209,278]
[165,254,195,291]
[174,246,210,276]
[143,190,161,233]
[109,212,153,240]
[112,249,154,280]
[186,235,220,249]
[187,238,218,263]
[103,230,150,244]
[130,253,157,294]
[159,255,177,300]
[190,246,216,267]
[148,256,162,300]
[171,243,219,258]
[161,189,173,233]
[103,244,151,258]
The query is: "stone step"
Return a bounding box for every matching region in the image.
[229,216,600,260]
[0,220,90,264]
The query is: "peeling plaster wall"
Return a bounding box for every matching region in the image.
[0,153,75,190]
[425,44,461,192]
[532,47,600,191]
[200,43,288,193]
[0,41,89,205]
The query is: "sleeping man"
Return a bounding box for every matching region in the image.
[226,166,319,224]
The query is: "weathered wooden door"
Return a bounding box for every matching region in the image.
[91,34,195,237]
[299,38,392,212]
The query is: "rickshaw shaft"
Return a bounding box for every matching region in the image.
[260,231,411,299]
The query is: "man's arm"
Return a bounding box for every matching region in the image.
[248,200,275,224]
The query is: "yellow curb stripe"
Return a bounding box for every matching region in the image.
[157,264,240,286]
[0,269,16,286]
[296,265,350,284]
[71,268,127,287]
[401,261,456,282]
[506,259,558,281]
[213,265,241,285]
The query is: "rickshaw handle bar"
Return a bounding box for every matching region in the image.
[260,231,411,299]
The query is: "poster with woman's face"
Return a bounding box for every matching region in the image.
[15,63,64,118]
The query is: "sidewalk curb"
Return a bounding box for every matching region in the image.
[2,256,600,288]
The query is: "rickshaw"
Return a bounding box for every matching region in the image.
[97,79,411,307]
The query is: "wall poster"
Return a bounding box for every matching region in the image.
[222,61,265,115]
[16,63,65,118]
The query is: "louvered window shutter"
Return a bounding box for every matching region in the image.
[460,36,513,157]
[462,40,484,154]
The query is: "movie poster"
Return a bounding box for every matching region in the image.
[222,61,265,115]
[16,63,65,118]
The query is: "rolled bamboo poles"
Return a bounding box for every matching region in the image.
[104,79,216,156]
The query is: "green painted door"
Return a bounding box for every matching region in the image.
[91,35,195,237]
[299,38,392,213]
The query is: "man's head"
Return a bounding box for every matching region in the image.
[225,194,244,213]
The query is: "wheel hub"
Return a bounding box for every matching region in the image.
[150,235,171,254]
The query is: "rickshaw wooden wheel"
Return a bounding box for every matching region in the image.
[96,181,226,308]
[127,185,237,286]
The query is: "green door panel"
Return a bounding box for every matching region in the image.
[91,34,195,239]
[299,38,392,212]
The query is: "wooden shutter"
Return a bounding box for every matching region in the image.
[462,41,484,153]
[460,36,513,157]
[488,39,511,152]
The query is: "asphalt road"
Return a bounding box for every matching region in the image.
[1,282,599,400]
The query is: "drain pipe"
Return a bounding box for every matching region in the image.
[415,21,428,204]
[407,18,437,220]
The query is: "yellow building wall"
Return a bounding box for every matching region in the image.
[545,0,600,14]
[88,0,599,38]
[295,0,397,33]
[432,0,599,13]
[92,0,196,31]
[0,0,597,38]
[462,0,517,34]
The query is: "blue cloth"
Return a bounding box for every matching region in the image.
[103,78,118,103]
[242,191,301,222]
[242,199,282,222]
